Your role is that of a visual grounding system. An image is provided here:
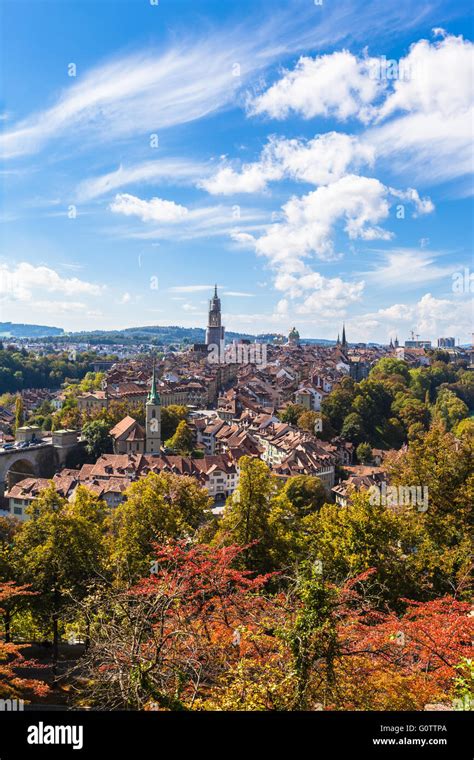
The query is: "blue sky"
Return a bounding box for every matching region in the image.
[0,0,472,342]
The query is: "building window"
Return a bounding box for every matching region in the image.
[13,506,22,516]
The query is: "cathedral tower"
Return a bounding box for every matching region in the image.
[205,284,225,347]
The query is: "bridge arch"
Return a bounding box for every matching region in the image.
[6,458,37,490]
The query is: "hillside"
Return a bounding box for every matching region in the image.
[0,322,64,338]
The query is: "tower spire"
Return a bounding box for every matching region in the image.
[341,323,347,348]
[147,358,160,405]
[214,283,218,297]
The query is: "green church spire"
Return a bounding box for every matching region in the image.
[147,360,160,405]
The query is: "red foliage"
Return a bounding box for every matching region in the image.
[0,581,49,700]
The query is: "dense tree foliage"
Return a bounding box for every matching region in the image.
[0,349,99,394]
[322,355,471,448]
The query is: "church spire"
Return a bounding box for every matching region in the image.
[147,359,160,405]
[341,323,347,348]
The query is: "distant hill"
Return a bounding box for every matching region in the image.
[0,322,64,338]
[38,325,340,346]
[0,323,379,347]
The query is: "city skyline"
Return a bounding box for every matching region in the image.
[1,0,472,344]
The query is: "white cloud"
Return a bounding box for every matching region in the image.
[253,174,394,273]
[248,51,385,123]
[354,292,473,343]
[169,285,218,293]
[245,33,473,189]
[200,132,375,194]
[3,2,386,160]
[277,271,365,317]
[389,187,434,216]
[0,262,104,303]
[109,193,188,223]
[367,33,474,186]
[110,202,267,242]
[375,34,473,122]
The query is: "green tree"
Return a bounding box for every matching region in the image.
[109,472,211,579]
[356,442,373,464]
[392,395,430,431]
[82,419,113,459]
[281,475,327,517]
[434,388,469,430]
[214,457,291,573]
[321,380,355,433]
[302,493,424,608]
[453,417,474,439]
[279,404,305,426]
[370,357,410,383]
[289,573,341,708]
[166,419,193,455]
[161,405,188,440]
[385,422,472,597]
[14,395,24,430]
[13,485,107,667]
[341,412,366,444]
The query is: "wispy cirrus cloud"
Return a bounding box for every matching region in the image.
[108,193,268,242]
[362,249,460,287]
[77,159,211,201]
[0,0,441,160]
[169,285,222,294]
[0,42,244,159]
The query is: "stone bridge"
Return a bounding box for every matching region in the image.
[0,442,74,505]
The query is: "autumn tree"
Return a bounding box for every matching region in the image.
[0,582,49,702]
[78,542,277,710]
[297,410,321,434]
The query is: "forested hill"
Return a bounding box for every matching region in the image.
[0,322,64,338]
